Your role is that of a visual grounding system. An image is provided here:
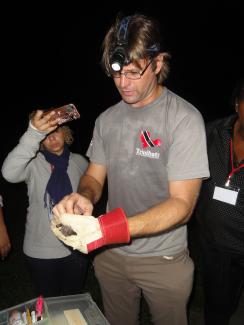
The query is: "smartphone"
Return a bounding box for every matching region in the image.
[43,104,80,125]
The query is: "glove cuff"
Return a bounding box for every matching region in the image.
[98,208,130,245]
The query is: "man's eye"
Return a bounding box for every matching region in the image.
[126,72,140,78]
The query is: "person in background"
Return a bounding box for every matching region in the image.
[1,109,89,297]
[0,194,11,260]
[196,78,244,325]
[52,13,209,325]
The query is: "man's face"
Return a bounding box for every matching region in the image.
[42,128,66,155]
[113,58,162,108]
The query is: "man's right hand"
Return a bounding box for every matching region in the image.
[51,208,130,254]
[52,192,94,218]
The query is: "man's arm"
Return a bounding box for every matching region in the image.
[51,177,202,254]
[52,162,107,217]
[128,178,202,236]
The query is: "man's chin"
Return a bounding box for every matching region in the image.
[122,96,137,105]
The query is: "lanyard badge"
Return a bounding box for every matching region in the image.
[213,139,243,206]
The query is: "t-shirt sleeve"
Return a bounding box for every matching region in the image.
[86,116,106,166]
[167,108,210,181]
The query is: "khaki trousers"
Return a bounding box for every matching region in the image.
[94,249,194,325]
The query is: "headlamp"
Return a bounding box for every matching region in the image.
[108,16,160,74]
[110,46,130,72]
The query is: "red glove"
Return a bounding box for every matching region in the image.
[87,208,131,252]
[51,208,131,254]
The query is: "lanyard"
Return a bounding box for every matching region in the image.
[225,139,244,186]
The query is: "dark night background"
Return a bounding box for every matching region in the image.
[0,2,244,322]
[1,3,244,159]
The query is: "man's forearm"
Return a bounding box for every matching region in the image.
[128,197,192,237]
[78,174,103,205]
[128,179,201,237]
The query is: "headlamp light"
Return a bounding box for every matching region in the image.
[110,46,130,72]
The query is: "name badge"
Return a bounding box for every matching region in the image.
[213,185,239,205]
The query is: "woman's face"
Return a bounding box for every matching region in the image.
[42,128,65,155]
[237,100,244,130]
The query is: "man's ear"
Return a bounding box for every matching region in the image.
[154,53,164,74]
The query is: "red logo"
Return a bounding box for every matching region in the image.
[140,130,162,148]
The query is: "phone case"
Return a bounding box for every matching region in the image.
[44,104,80,124]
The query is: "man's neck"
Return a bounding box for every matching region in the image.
[131,85,164,109]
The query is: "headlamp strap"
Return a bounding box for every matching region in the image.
[117,16,132,45]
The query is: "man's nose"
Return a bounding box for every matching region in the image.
[119,74,130,87]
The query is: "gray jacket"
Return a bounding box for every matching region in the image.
[1,126,88,258]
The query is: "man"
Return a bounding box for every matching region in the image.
[52,13,209,325]
[196,79,244,325]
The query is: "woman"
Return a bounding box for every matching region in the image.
[196,79,244,324]
[1,109,89,297]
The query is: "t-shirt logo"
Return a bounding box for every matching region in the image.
[140,130,162,148]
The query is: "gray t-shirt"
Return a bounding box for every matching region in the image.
[87,88,209,256]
